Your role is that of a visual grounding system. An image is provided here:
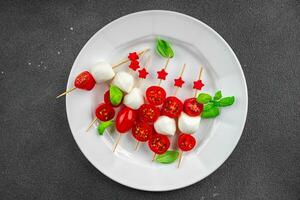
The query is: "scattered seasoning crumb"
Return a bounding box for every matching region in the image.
[213,193,219,198]
[38,64,40,67]
[70,27,74,31]
[28,62,31,66]
[200,197,205,200]
[214,185,217,189]
[1,71,4,74]
[57,51,61,55]
[44,66,47,70]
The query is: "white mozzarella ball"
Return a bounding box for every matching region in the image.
[178,112,201,134]
[154,116,176,136]
[112,71,134,93]
[90,61,115,83]
[123,87,144,110]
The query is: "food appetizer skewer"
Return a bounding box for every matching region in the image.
[56,49,149,98]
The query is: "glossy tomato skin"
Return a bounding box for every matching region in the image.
[132,122,153,142]
[95,103,115,121]
[116,106,137,133]
[146,86,166,106]
[183,98,204,116]
[74,71,96,90]
[148,134,170,154]
[178,134,196,151]
[161,96,183,118]
[104,90,122,107]
[138,104,160,124]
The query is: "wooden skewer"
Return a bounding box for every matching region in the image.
[158,57,170,86]
[56,87,77,98]
[173,63,186,96]
[113,133,122,152]
[56,48,149,98]
[152,153,157,161]
[194,66,203,98]
[177,151,183,168]
[134,141,140,151]
[86,117,97,132]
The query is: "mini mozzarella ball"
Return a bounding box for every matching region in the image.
[178,112,201,134]
[112,71,134,93]
[154,116,176,136]
[90,61,115,83]
[123,87,144,110]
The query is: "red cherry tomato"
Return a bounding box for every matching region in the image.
[104,90,122,107]
[161,96,183,118]
[148,134,170,154]
[178,134,196,151]
[74,71,96,90]
[116,107,137,133]
[183,98,204,116]
[138,104,160,124]
[95,103,115,121]
[146,86,166,106]
[132,122,153,142]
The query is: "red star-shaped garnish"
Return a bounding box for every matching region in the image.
[128,52,139,61]
[138,68,149,79]
[128,60,140,71]
[174,77,185,88]
[193,80,205,90]
[157,69,168,80]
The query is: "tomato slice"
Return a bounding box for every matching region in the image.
[138,104,160,124]
[148,134,170,154]
[178,134,196,151]
[74,71,96,90]
[146,86,166,106]
[132,122,153,142]
[95,103,115,121]
[183,98,203,116]
[161,96,183,118]
[116,106,137,133]
[104,90,122,107]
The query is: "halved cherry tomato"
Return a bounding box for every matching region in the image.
[138,104,160,124]
[104,90,122,107]
[132,122,153,142]
[146,86,166,106]
[178,134,196,151]
[148,134,170,154]
[74,71,96,90]
[95,103,115,121]
[183,98,203,116]
[161,96,183,118]
[116,106,137,133]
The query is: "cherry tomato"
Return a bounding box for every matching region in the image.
[178,134,196,151]
[95,103,115,121]
[104,90,122,107]
[132,122,153,142]
[148,134,170,154]
[74,71,96,90]
[161,96,183,118]
[146,86,166,106]
[116,107,137,133]
[138,104,160,124]
[183,98,204,116]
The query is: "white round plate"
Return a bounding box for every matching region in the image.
[66,10,248,191]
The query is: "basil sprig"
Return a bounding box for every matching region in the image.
[197,90,235,118]
[109,85,123,106]
[97,121,114,135]
[156,38,174,58]
[155,150,179,164]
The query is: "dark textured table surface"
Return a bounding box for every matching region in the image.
[0,1,299,199]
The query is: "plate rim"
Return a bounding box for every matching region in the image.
[65,10,248,191]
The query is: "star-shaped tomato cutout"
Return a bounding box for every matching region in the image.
[128,52,139,61]
[128,60,140,71]
[157,69,168,80]
[193,80,205,90]
[174,77,185,88]
[138,68,149,79]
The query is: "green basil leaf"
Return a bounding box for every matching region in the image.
[201,106,220,118]
[197,93,212,104]
[97,121,114,135]
[155,150,179,164]
[156,38,174,58]
[213,90,222,100]
[109,85,123,106]
[204,102,214,111]
[218,96,235,107]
